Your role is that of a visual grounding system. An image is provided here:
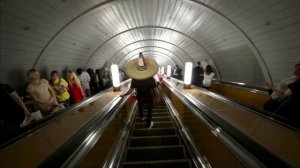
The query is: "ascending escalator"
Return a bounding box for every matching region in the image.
[121,101,193,168]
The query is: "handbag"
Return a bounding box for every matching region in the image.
[152,87,161,102]
[31,110,43,121]
[20,110,43,127]
[130,89,137,102]
[52,103,65,113]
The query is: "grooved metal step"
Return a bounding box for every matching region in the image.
[135,116,171,123]
[129,135,181,147]
[126,145,186,161]
[121,101,192,168]
[132,128,177,137]
[134,121,173,129]
[151,112,170,117]
[122,159,192,168]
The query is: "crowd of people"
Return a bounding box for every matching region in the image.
[171,62,215,89]
[0,67,116,141]
[191,61,215,89]
[1,60,299,143]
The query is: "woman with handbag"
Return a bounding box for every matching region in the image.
[50,70,70,107]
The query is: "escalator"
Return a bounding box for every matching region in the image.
[121,101,192,168]
[2,79,284,167]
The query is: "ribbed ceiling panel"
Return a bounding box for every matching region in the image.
[1,0,300,87]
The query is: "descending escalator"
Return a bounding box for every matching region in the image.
[121,101,193,168]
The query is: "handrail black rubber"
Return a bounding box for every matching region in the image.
[0,80,131,149]
[164,80,294,168]
[171,77,300,131]
[212,79,269,93]
[102,100,138,168]
[161,86,211,168]
[38,95,128,167]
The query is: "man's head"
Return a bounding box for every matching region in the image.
[76,68,83,75]
[293,63,300,77]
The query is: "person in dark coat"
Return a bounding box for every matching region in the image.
[263,63,300,112]
[192,61,204,87]
[121,52,159,128]
[274,63,300,127]
[0,84,31,143]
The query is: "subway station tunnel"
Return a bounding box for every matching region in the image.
[0,0,300,167]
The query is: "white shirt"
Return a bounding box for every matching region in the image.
[79,72,91,89]
[203,72,215,87]
[271,77,299,100]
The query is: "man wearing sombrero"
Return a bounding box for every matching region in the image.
[121,52,159,129]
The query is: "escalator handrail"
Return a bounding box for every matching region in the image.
[170,78,300,131]
[163,81,268,168]
[102,100,138,168]
[212,79,269,94]
[160,86,211,168]
[0,88,112,149]
[0,79,131,149]
[37,88,131,167]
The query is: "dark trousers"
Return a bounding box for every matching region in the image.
[137,99,153,127]
[263,98,283,112]
[274,96,300,128]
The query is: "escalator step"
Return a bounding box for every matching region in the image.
[152,107,167,110]
[126,145,186,161]
[148,112,170,117]
[129,135,180,147]
[122,159,191,168]
[135,116,171,122]
[132,128,176,136]
[140,112,169,116]
[134,121,173,129]
[153,105,167,110]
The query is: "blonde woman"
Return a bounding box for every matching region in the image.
[26,69,58,115]
[67,71,85,103]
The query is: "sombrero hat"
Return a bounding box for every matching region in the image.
[124,52,159,80]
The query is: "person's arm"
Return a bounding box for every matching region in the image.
[10,91,31,117]
[284,89,293,97]
[266,82,285,97]
[60,78,68,93]
[151,78,160,101]
[78,84,85,97]
[48,85,58,105]
[210,73,215,79]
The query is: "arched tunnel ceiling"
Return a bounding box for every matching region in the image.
[1,0,300,87]
[108,39,192,65]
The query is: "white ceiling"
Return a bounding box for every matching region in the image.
[1,0,300,87]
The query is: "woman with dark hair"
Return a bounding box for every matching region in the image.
[87,68,100,95]
[202,65,215,89]
[50,70,70,107]
[95,69,106,90]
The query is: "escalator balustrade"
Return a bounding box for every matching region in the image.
[121,101,193,168]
